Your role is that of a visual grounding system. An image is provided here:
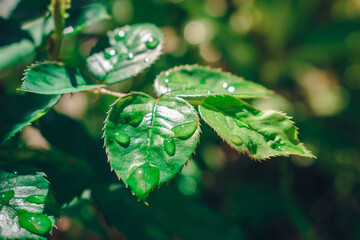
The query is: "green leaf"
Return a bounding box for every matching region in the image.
[198,96,314,160]
[64,3,111,36]
[9,0,50,23]
[154,65,270,101]
[21,62,101,94]
[0,18,35,71]
[104,94,200,200]
[0,165,58,240]
[87,23,164,84]
[0,93,61,144]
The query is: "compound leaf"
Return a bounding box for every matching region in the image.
[0,93,61,145]
[104,94,200,200]
[21,62,100,94]
[198,96,314,160]
[154,65,270,102]
[0,165,58,240]
[87,23,164,84]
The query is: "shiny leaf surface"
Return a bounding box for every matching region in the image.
[154,65,270,101]
[199,96,314,160]
[87,23,164,84]
[104,94,200,200]
[21,62,100,94]
[0,165,58,240]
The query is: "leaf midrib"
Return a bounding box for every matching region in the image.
[144,98,159,164]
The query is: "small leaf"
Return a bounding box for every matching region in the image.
[104,93,200,200]
[198,96,314,160]
[154,65,270,101]
[64,4,111,36]
[0,165,58,240]
[87,23,164,84]
[21,62,100,94]
[0,93,61,145]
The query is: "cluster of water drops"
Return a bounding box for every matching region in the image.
[0,172,52,235]
[113,110,198,159]
[102,29,160,65]
[222,82,235,93]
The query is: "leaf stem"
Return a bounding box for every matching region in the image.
[88,87,128,98]
[49,0,70,60]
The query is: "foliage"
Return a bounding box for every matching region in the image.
[1,0,358,239]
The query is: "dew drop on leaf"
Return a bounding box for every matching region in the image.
[247,140,257,155]
[104,49,117,59]
[163,138,176,156]
[128,114,144,127]
[127,164,160,200]
[8,171,18,178]
[145,37,159,49]
[18,212,52,235]
[144,57,150,63]
[114,132,130,147]
[171,120,198,140]
[115,30,126,41]
[230,135,243,146]
[127,52,134,60]
[270,142,278,150]
[26,195,46,204]
[200,77,206,84]
[235,119,248,128]
[0,190,15,205]
[228,86,235,93]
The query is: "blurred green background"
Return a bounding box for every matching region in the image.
[1,0,360,239]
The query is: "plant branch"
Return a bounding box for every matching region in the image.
[49,0,70,60]
[88,87,128,98]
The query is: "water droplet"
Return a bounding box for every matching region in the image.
[144,57,150,63]
[115,30,126,41]
[284,125,299,145]
[114,132,130,147]
[18,212,52,235]
[8,171,18,178]
[0,190,15,205]
[230,135,243,146]
[222,83,228,88]
[145,37,159,49]
[264,133,277,141]
[200,77,206,84]
[270,142,278,150]
[128,115,143,127]
[127,52,134,60]
[171,120,198,140]
[235,119,248,128]
[228,86,235,93]
[247,141,257,155]
[104,49,117,59]
[164,138,176,156]
[127,164,160,200]
[164,79,169,83]
[26,195,46,204]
